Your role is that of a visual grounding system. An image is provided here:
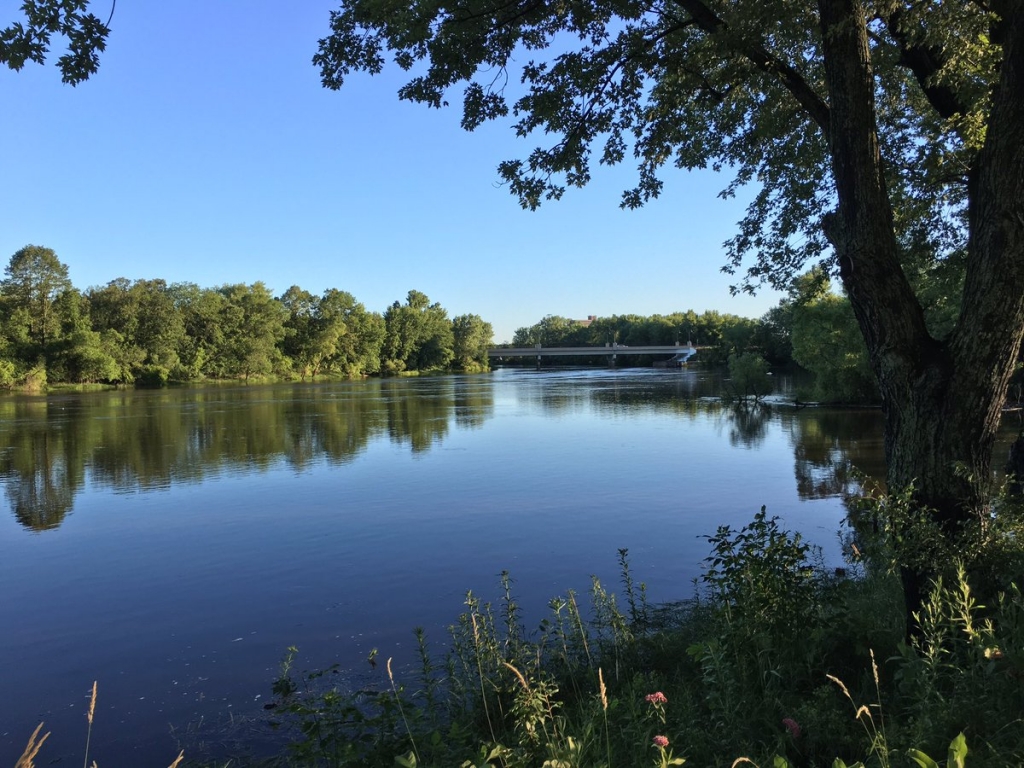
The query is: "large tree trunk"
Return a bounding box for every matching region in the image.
[818,0,1024,624]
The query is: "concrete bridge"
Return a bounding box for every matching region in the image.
[488,343,704,366]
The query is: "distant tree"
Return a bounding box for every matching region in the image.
[49,288,118,383]
[512,315,579,347]
[452,314,493,372]
[218,283,288,382]
[382,290,454,373]
[791,289,878,404]
[280,286,384,378]
[169,283,227,379]
[318,289,385,377]
[87,278,184,381]
[728,352,773,401]
[1,245,73,361]
[280,285,324,378]
[753,304,795,367]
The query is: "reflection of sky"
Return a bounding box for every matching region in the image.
[0,370,877,765]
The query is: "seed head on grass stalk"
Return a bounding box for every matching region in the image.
[83,681,97,768]
[599,668,612,768]
[387,656,420,765]
[15,723,49,768]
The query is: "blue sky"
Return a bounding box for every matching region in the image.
[1,1,783,343]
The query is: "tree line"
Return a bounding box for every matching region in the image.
[0,245,493,388]
[510,265,1023,408]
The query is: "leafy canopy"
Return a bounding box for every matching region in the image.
[1,0,111,84]
[314,0,998,293]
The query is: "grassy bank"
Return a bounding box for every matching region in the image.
[253,495,1024,767]
[15,495,1024,767]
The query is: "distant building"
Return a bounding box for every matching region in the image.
[574,315,598,327]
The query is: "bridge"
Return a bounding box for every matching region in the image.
[487,343,704,366]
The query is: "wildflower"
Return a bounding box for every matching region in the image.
[782,717,801,739]
[645,692,668,705]
[653,735,669,748]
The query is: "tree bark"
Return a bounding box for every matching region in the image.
[818,0,1024,624]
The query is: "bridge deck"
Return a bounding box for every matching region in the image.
[487,345,701,358]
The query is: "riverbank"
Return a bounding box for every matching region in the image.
[243,502,1023,767]
[17,498,1024,767]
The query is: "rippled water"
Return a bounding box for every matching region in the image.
[0,366,943,763]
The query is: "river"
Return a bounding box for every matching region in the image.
[0,367,1009,764]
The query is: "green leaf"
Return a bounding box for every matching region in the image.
[908,749,941,768]
[947,733,968,768]
[394,752,418,768]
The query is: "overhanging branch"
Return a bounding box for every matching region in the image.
[672,0,832,139]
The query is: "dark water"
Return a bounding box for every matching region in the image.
[0,368,1012,764]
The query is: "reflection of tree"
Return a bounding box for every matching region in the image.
[585,372,717,417]
[453,378,494,429]
[784,409,886,499]
[2,379,495,530]
[724,402,770,449]
[0,400,84,531]
[382,379,455,453]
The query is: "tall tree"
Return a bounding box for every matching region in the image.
[318,288,385,377]
[314,0,1024,537]
[1,245,73,363]
[382,290,455,373]
[217,282,288,382]
[169,282,227,379]
[87,278,185,380]
[49,288,119,383]
[452,313,494,371]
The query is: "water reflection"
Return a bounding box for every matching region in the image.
[0,371,909,532]
[0,399,84,530]
[786,408,887,499]
[0,378,496,531]
[724,402,771,448]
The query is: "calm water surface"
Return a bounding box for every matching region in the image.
[0,366,979,763]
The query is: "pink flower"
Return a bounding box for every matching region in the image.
[652,735,670,748]
[645,692,668,705]
[782,717,802,739]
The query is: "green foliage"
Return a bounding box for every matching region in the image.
[728,352,772,400]
[382,291,455,374]
[1,245,73,363]
[790,288,878,404]
[281,286,385,379]
[259,507,1024,766]
[1,1,110,84]
[0,357,16,389]
[312,0,999,299]
[0,248,487,388]
[451,314,493,372]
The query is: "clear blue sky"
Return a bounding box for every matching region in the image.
[1,1,783,343]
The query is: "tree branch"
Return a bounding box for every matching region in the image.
[883,7,969,121]
[672,0,831,139]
